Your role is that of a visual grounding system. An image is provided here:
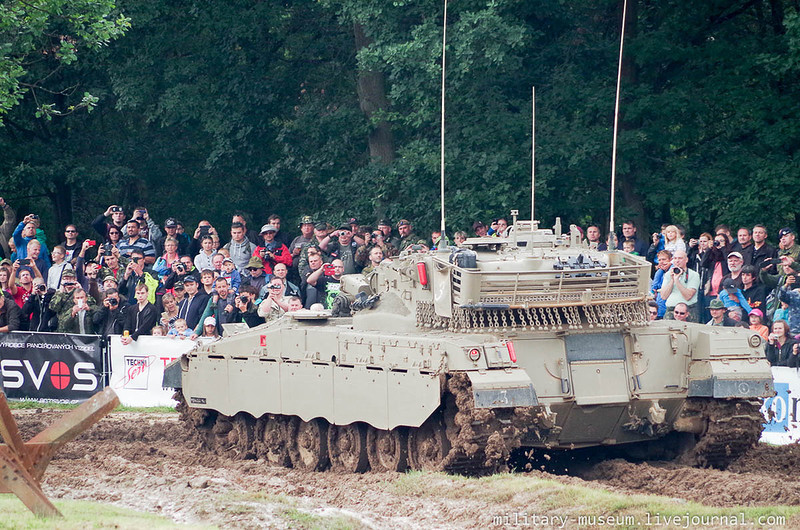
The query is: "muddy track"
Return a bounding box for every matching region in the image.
[10,409,800,528]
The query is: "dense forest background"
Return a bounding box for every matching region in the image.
[2,0,800,242]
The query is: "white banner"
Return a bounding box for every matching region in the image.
[760,367,800,444]
[108,335,197,407]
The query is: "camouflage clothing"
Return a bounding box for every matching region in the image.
[49,290,98,332]
[398,233,424,252]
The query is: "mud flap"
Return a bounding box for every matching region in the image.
[467,370,538,409]
[162,359,183,389]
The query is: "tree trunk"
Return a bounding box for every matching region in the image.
[49,179,72,230]
[353,23,396,165]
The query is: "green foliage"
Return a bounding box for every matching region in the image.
[2,0,800,242]
[0,0,129,121]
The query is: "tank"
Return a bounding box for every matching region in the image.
[165,215,774,474]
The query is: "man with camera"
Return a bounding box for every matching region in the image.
[659,250,701,322]
[12,214,50,265]
[48,269,82,327]
[193,276,237,336]
[58,287,97,334]
[258,278,288,323]
[119,249,159,304]
[232,285,262,327]
[8,258,41,309]
[320,225,360,274]
[254,224,292,276]
[304,257,343,309]
[162,256,196,291]
[21,278,55,332]
[92,287,126,337]
[119,219,156,265]
[92,204,127,239]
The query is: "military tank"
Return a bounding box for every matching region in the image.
[165,214,773,474]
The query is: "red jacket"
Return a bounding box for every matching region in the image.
[252,244,292,275]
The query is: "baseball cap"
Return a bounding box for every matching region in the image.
[164,218,178,228]
[397,219,411,228]
[299,215,315,226]
[102,275,118,284]
[377,218,392,227]
[727,251,743,260]
[779,227,795,238]
[337,224,352,232]
[749,308,764,319]
[314,222,328,231]
[347,217,358,225]
[260,224,277,234]
[182,276,197,284]
[204,316,216,326]
[707,299,725,309]
[721,277,737,292]
[222,257,234,264]
[173,281,185,289]
[61,269,77,278]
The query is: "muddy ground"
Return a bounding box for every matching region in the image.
[11,409,800,528]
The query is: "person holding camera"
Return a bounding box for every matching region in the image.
[660,250,701,322]
[92,204,127,241]
[304,258,343,309]
[153,237,181,280]
[162,256,196,292]
[92,287,126,337]
[8,258,41,309]
[21,278,55,332]
[194,234,217,272]
[253,224,291,276]
[765,319,797,366]
[232,285,261,327]
[12,214,50,266]
[258,278,289,323]
[193,276,238,336]
[48,270,86,329]
[119,249,160,304]
[320,225,361,274]
[58,287,96,334]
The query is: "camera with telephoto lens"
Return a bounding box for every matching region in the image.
[108,298,118,307]
[713,240,721,247]
[265,241,279,253]
[672,267,682,275]
[239,295,249,304]
[36,284,46,293]
[176,264,185,273]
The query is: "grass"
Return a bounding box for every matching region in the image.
[0,496,213,529]
[390,471,800,528]
[6,400,177,414]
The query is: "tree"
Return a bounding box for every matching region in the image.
[0,0,129,122]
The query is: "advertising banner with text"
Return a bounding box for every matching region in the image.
[761,366,800,445]
[0,331,104,403]
[108,335,196,408]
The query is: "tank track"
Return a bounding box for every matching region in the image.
[679,398,764,469]
[174,373,550,475]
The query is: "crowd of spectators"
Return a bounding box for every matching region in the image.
[0,198,797,366]
[0,198,443,342]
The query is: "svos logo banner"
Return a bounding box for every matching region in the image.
[0,332,104,402]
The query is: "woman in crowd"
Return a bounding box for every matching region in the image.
[106,226,122,248]
[160,292,180,331]
[0,267,10,294]
[766,319,797,367]
[662,225,686,254]
[688,232,713,321]
[153,237,181,279]
[702,232,731,298]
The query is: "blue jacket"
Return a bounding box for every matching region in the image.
[779,288,800,335]
[719,288,752,315]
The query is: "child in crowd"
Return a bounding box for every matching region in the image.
[168,318,193,339]
[219,258,241,293]
[151,325,166,336]
[775,300,790,323]
[749,309,770,340]
[622,239,638,255]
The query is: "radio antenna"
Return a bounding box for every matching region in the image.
[608,0,628,250]
[531,86,535,232]
[439,0,449,239]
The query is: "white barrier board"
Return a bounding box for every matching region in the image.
[760,367,800,444]
[108,335,197,407]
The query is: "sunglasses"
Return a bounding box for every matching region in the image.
[65,229,77,233]
[268,285,282,289]
[674,311,687,316]
[648,311,658,316]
